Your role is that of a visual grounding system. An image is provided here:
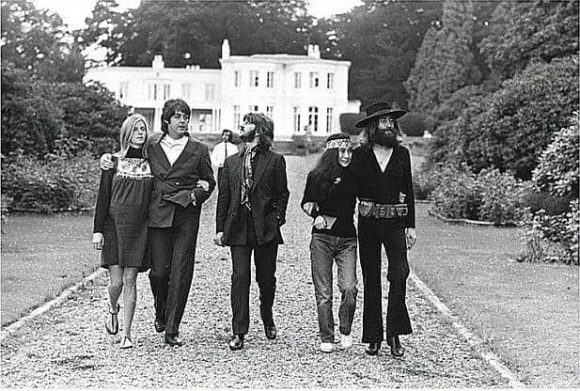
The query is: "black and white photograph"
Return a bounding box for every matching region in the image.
[1,0,578,388]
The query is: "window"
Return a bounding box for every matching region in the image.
[234,71,241,87]
[308,106,319,132]
[250,70,259,87]
[266,106,274,118]
[327,73,334,89]
[148,84,157,100]
[119,82,129,99]
[326,107,333,133]
[233,105,241,130]
[181,83,191,99]
[309,72,319,88]
[163,84,171,100]
[205,84,215,101]
[293,107,301,133]
[294,72,301,89]
[266,71,274,88]
[249,105,259,113]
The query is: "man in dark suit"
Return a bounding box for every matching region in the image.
[214,112,289,351]
[350,102,417,357]
[148,99,216,347]
[101,99,216,347]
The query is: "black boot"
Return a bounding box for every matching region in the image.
[387,335,404,357]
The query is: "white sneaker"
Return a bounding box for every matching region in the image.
[340,333,353,349]
[320,342,334,353]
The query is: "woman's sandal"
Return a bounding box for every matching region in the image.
[105,303,120,335]
[120,335,134,349]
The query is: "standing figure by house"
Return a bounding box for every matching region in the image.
[211,128,239,187]
[93,113,153,349]
[350,102,417,357]
[214,112,290,351]
[301,133,358,353]
[101,99,216,347]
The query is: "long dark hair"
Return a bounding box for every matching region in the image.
[307,133,350,202]
[243,112,273,150]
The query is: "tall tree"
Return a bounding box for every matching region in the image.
[326,1,442,108]
[1,0,85,82]
[81,0,132,66]
[97,0,314,68]
[406,0,478,115]
[479,0,580,80]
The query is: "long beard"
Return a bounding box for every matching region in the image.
[375,131,398,147]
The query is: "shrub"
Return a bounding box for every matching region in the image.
[430,164,483,220]
[425,163,531,225]
[478,169,531,226]
[398,112,426,137]
[339,113,365,136]
[521,200,579,265]
[521,114,580,264]
[2,153,101,213]
[532,114,579,199]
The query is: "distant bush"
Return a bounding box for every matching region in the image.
[398,112,426,137]
[2,154,101,213]
[425,163,530,225]
[339,113,365,136]
[431,164,483,221]
[478,169,531,226]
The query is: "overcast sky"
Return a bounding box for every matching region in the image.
[33,0,363,30]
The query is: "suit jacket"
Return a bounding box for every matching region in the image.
[148,133,216,228]
[351,144,415,228]
[216,148,289,246]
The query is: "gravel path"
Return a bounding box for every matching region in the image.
[1,156,507,388]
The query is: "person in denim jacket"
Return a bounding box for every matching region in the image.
[301,133,358,353]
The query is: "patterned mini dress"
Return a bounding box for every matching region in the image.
[93,147,154,271]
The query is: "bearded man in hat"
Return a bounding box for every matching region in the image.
[350,102,417,357]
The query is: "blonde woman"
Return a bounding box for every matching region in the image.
[93,113,154,349]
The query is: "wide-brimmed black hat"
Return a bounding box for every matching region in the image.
[355,102,407,128]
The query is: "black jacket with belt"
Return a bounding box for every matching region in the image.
[350,144,415,228]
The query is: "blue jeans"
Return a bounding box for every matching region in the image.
[310,233,358,343]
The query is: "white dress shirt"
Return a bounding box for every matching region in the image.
[160,135,188,166]
[211,141,239,168]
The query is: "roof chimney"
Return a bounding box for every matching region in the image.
[308,44,320,59]
[152,55,164,69]
[222,39,230,60]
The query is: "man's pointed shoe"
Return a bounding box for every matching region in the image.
[229,334,244,351]
[154,319,165,333]
[264,324,277,340]
[387,336,404,357]
[164,334,184,347]
[365,342,381,356]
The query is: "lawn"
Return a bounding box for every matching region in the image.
[1,213,99,326]
[412,204,579,388]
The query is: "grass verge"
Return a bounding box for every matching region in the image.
[1,213,99,326]
[412,204,579,388]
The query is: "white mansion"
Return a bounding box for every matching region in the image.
[85,40,360,140]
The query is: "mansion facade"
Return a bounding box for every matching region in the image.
[84,40,360,140]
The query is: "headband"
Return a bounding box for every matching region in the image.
[325,139,351,150]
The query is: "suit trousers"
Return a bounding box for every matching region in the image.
[230,208,278,335]
[358,218,412,343]
[149,205,201,336]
